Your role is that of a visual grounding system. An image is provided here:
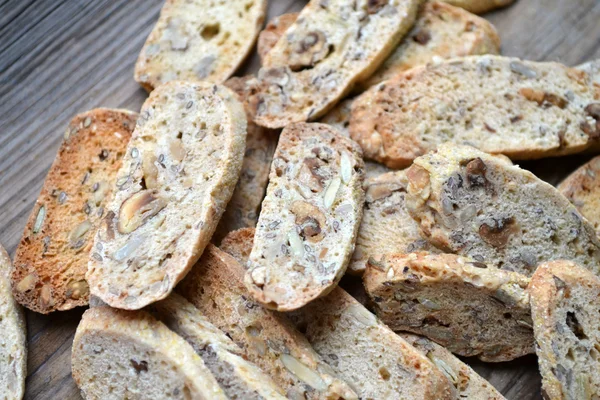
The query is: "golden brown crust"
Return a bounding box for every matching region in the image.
[11,108,137,313]
[442,0,515,14]
[558,155,600,233]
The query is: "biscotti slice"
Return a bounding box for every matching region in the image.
[529,261,600,400]
[177,244,359,400]
[363,252,533,361]
[578,59,600,85]
[558,155,600,233]
[150,293,287,399]
[401,333,506,399]
[71,306,227,400]
[405,144,600,276]
[349,170,440,275]
[87,81,247,310]
[257,13,300,62]
[441,0,514,14]
[0,245,26,400]
[213,76,278,243]
[290,287,456,399]
[10,109,136,313]
[350,55,600,168]
[134,0,267,91]
[248,0,422,128]
[246,123,365,311]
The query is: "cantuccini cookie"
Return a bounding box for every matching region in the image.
[441,0,515,14]
[558,155,600,233]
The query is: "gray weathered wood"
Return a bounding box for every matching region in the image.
[0,0,598,399]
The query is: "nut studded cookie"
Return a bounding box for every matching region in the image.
[441,0,515,14]
[349,170,440,275]
[87,81,247,310]
[405,144,600,276]
[401,333,506,399]
[178,244,358,400]
[246,123,365,311]
[363,252,534,362]
[289,287,456,400]
[213,76,278,243]
[529,261,600,400]
[558,155,600,233]
[0,245,26,399]
[248,0,422,128]
[350,55,600,168]
[150,293,287,400]
[134,0,267,91]
[578,59,600,85]
[71,306,227,400]
[11,109,137,313]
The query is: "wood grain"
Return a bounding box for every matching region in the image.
[0,0,598,399]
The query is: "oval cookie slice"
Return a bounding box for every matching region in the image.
[71,306,227,400]
[134,0,267,91]
[246,123,365,311]
[87,81,247,310]
[11,108,137,313]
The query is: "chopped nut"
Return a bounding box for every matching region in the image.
[16,274,36,292]
[280,354,327,391]
[478,217,517,248]
[323,177,341,208]
[66,280,89,300]
[170,139,186,162]
[33,206,45,234]
[40,285,53,308]
[142,153,159,189]
[288,230,305,258]
[290,201,326,242]
[465,158,487,188]
[406,165,431,198]
[93,181,110,206]
[250,267,267,287]
[118,190,167,233]
[510,61,537,78]
[419,298,442,310]
[412,29,431,45]
[113,235,146,261]
[366,176,403,202]
[70,220,91,246]
[348,303,377,327]
[519,87,545,104]
[340,152,352,184]
[289,30,329,71]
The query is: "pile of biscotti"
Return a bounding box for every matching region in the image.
[2,0,600,399]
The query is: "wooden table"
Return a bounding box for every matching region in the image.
[1,0,599,399]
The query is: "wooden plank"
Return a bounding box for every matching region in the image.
[0,0,598,399]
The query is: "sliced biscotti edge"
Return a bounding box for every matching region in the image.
[442,0,515,14]
[12,108,137,313]
[404,144,600,276]
[401,333,506,399]
[177,244,359,400]
[246,122,365,311]
[529,261,600,400]
[363,252,533,361]
[71,306,227,400]
[134,0,267,91]
[249,0,422,128]
[0,245,26,399]
[87,81,247,310]
[558,155,600,233]
[150,293,287,399]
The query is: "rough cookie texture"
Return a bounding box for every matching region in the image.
[441,0,514,14]
[401,333,506,399]
[349,170,440,275]
[290,287,456,400]
[178,244,358,400]
[257,13,300,62]
[213,76,278,244]
[248,0,422,128]
[405,144,600,276]
[363,252,534,361]
[134,0,267,91]
[558,155,600,234]
[0,245,26,400]
[12,109,137,313]
[529,261,600,400]
[350,55,600,168]
[87,81,247,310]
[71,306,226,400]
[246,123,365,311]
[578,59,600,85]
[150,293,287,400]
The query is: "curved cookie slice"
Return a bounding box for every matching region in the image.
[213,76,278,243]
[249,0,422,128]
[578,59,600,85]
[441,0,515,14]
[349,170,440,275]
[351,55,600,168]
[0,246,26,399]
[401,333,506,399]
[71,306,227,400]
[558,155,600,233]
[289,287,456,400]
[11,109,137,313]
[134,0,267,91]
[363,252,533,361]
[87,81,247,310]
[529,261,600,400]
[150,293,287,400]
[177,244,358,400]
[405,144,600,276]
[246,123,365,311]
